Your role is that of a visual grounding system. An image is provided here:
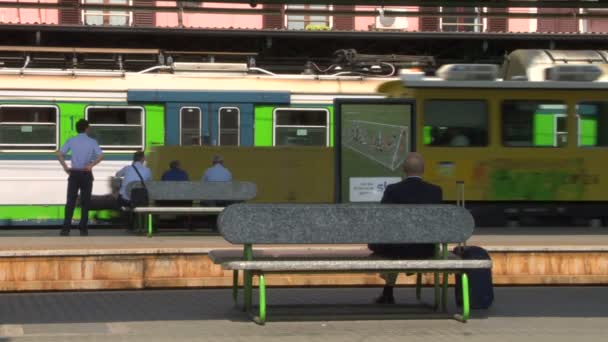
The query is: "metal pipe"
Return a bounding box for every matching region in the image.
[248,67,276,76]
[137,65,172,74]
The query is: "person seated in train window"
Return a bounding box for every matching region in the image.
[449,128,471,147]
[202,155,232,182]
[115,151,152,208]
[161,160,190,181]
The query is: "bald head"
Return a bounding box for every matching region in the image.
[403,153,425,177]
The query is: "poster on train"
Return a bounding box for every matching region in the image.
[334,99,415,202]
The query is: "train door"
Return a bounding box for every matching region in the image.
[209,103,254,147]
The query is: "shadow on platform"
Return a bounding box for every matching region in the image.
[0,287,606,325]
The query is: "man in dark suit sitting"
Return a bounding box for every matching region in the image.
[369,152,443,304]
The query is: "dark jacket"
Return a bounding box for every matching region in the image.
[368,177,443,258]
[161,168,190,181]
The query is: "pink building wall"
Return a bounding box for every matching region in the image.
[1,3,608,34]
[155,2,261,28]
[0,0,58,24]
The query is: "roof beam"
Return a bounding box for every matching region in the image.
[0,0,606,9]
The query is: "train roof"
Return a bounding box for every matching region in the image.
[0,69,396,102]
[378,62,608,94]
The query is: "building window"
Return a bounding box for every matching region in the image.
[218,107,240,146]
[273,108,329,146]
[86,106,144,150]
[577,102,608,147]
[286,4,331,30]
[423,100,488,147]
[0,105,58,151]
[502,101,567,147]
[83,0,131,26]
[441,7,483,32]
[180,107,201,146]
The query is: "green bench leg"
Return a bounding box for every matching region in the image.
[455,273,470,322]
[147,213,153,237]
[254,273,266,325]
[415,273,422,300]
[232,270,239,304]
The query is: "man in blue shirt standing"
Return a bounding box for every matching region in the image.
[202,155,232,182]
[57,119,104,236]
[161,160,189,181]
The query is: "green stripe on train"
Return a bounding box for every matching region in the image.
[0,206,118,222]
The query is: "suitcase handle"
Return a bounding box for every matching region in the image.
[456,180,467,248]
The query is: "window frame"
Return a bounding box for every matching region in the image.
[285,4,333,30]
[422,99,490,148]
[82,0,133,26]
[85,105,145,151]
[179,106,202,146]
[218,106,240,147]
[0,104,60,152]
[440,6,484,33]
[576,101,608,148]
[272,107,330,147]
[500,100,568,148]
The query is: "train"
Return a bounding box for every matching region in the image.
[378,50,608,226]
[1,49,607,226]
[0,63,390,225]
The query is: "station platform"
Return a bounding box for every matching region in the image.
[0,227,607,292]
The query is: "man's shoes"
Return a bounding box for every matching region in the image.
[79,229,88,236]
[60,228,70,236]
[374,295,395,304]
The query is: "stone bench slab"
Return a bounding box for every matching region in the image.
[209,248,460,263]
[218,259,491,272]
[127,181,256,201]
[133,207,224,214]
[218,204,474,244]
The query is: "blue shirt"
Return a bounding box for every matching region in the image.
[116,162,152,200]
[161,168,189,181]
[202,164,232,182]
[59,133,103,170]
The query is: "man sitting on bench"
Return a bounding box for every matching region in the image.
[368,153,443,304]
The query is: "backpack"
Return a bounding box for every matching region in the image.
[129,165,149,208]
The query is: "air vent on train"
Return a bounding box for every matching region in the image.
[171,62,249,72]
[544,64,602,82]
[436,64,498,81]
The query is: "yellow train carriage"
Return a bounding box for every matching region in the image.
[379,64,608,226]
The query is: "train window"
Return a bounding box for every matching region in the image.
[86,106,144,150]
[502,101,567,147]
[0,105,58,151]
[180,107,201,146]
[218,107,240,146]
[273,108,329,146]
[423,100,488,147]
[577,102,608,147]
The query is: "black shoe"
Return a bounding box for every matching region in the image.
[79,229,88,236]
[374,295,395,304]
[60,229,70,236]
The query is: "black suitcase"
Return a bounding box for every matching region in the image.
[453,246,494,309]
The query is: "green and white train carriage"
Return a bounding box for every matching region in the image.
[0,70,390,225]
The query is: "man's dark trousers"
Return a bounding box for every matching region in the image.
[63,170,93,230]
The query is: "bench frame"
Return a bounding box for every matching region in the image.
[131,207,224,237]
[225,243,476,325]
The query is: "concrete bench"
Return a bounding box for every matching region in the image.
[125,181,256,236]
[210,203,491,324]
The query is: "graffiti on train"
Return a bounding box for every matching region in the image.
[475,159,598,201]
